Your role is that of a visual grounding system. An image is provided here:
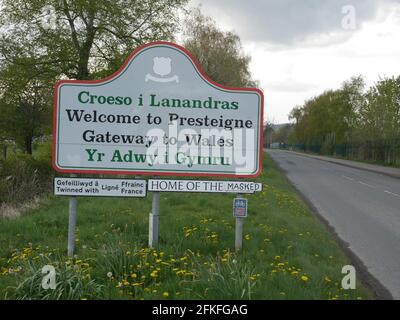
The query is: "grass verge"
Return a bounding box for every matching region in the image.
[0,152,371,300]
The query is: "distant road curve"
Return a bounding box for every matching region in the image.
[267,149,400,300]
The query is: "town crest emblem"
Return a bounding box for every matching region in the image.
[145,57,179,83]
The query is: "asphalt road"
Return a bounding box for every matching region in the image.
[267,149,400,299]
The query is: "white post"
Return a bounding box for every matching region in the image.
[67,174,77,257]
[149,191,160,248]
[235,193,244,251]
[235,216,244,251]
[67,197,77,257]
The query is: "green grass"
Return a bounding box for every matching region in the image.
[0,152,371,300]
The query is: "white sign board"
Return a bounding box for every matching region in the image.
[148,179,262,194]
[54,178,146,197]
[53,41,264,178]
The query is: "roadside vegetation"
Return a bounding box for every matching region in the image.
[0,141,53,218]
[268,76,400,167]
[0,153,370,300]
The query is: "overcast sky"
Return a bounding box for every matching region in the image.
[190,0,400,123]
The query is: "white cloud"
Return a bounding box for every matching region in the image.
[192,0,381,45]
[189,0,400,123]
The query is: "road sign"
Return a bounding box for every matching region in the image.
[54,178,146,197]
[53,41,263,178]
[148,179,262,193]
[233,198,248,218]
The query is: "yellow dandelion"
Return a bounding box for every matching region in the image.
[150,271,158,278]
[301,275,309,282]
[163,292,169,298]
[132,282,143,287]
[176,270,186,276]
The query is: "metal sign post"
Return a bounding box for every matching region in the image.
[149,190,160,248]
[235,216,244,251]
[67,175,77,257]
[67,196,77,257]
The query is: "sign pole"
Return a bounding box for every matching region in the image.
[235,193,245,251]
[67,174,77,257]
[149,190,160,248]
[235,217,243,251]
[235,216,243,251]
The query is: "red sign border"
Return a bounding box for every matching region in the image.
[53,41,264,178]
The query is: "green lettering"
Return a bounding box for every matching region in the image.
[111,150,123,162]
[78,91,90,104]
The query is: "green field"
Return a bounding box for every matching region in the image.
[0,152,370,300]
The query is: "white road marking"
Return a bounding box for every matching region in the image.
[384,190,400,198]
[358,181,376,188]
[342,175,355,181]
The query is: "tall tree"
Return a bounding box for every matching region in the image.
[0,58,53,154]
[360,76,400,141]
[337,76,365,143]
[0,0,188,153]
[0,0,188,80]
[288,77,366,149]
[183,8,257,88]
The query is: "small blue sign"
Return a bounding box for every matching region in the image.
[233,198,248,218]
